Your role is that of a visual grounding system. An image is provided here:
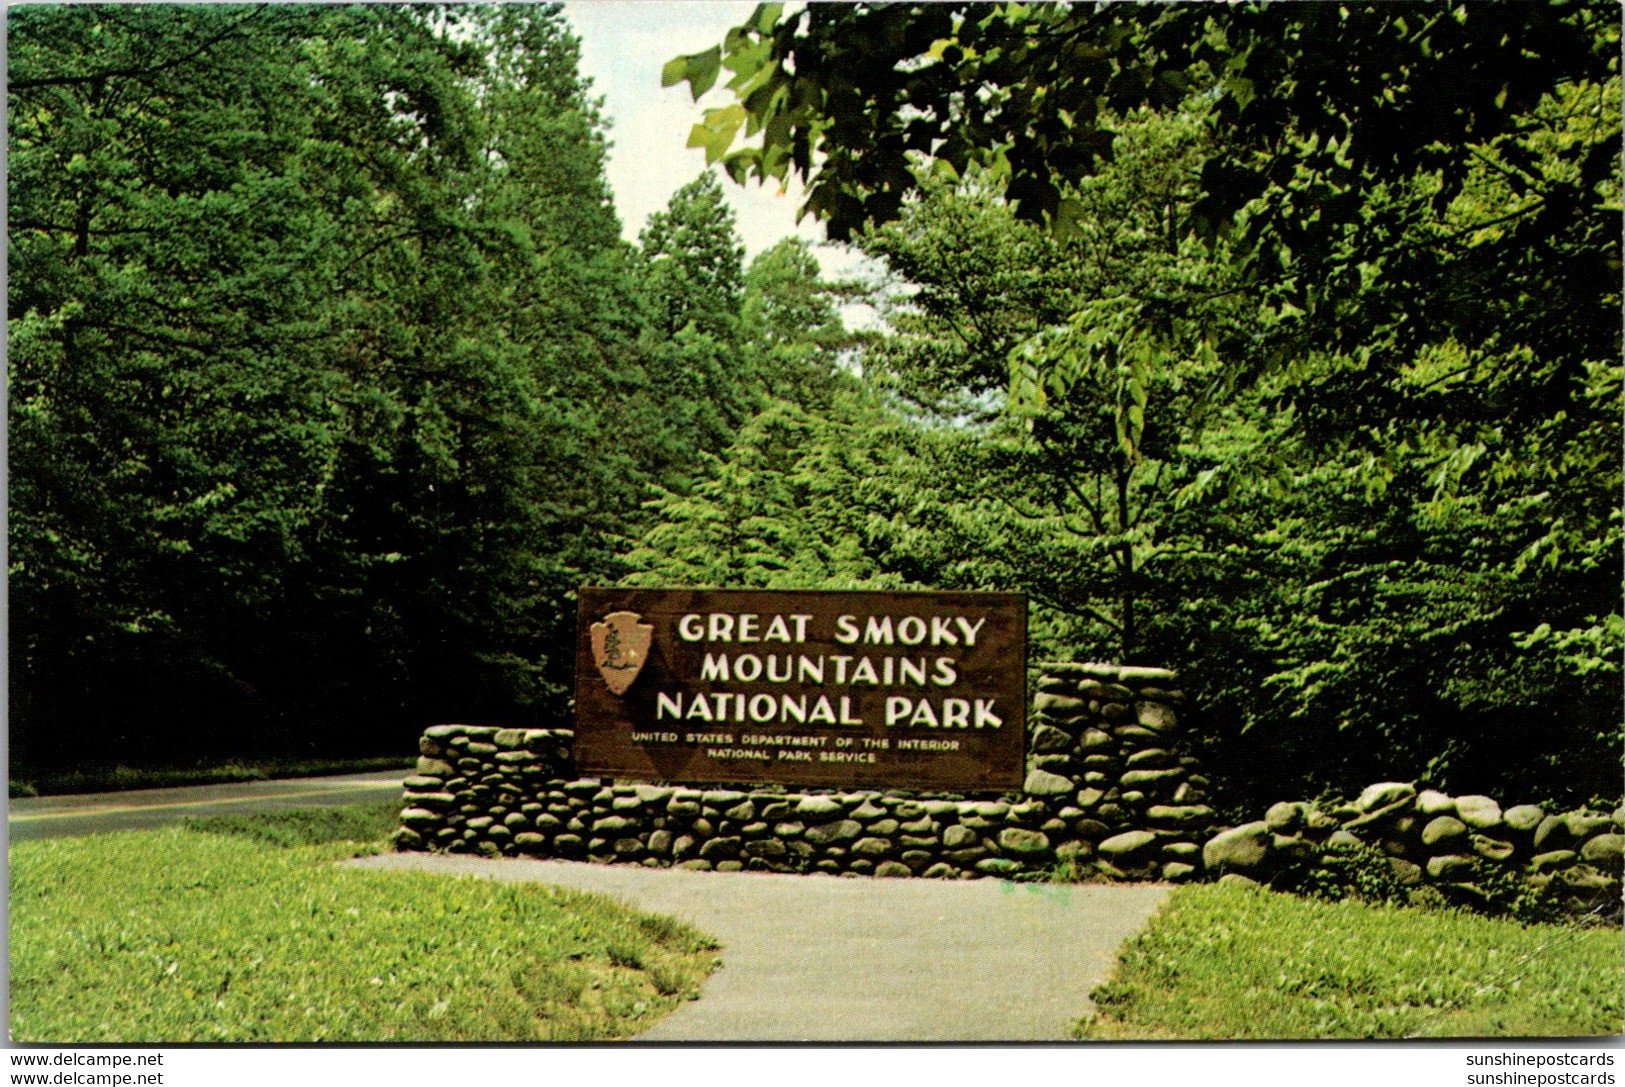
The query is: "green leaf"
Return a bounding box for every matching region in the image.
[660,55,688,88]
[1053,197,1086,242]
[686,46,722,99]
[1224,74,1255,110]
[687,103,747,163]
[753,3,783,34]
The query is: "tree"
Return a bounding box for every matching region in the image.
[621,394,918,591]
[1177,82,1624,805]
[741,237,871,408]
[674,3,1618,450]
[633,172,754,468]
[302,5,654,728]
[639,171,744,341]
[678,3,1620,463]
[672,3,1615,277]
[10,4,382,762]
[670,2,1622,803]
[855,108,1245,662]
[623,231,905,591]
[8,4,658,767]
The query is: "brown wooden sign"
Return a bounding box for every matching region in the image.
[573,587,1027,790]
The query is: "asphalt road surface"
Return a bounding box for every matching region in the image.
[7,770,406,842]
[349,851,1171,1042]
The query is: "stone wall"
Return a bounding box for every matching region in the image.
[1203,782,1625,914]
[394,663,1223,881]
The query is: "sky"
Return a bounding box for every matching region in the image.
[561,0,872,285]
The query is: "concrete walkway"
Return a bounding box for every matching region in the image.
[348,852,1170,1042]
[8,770,406,841]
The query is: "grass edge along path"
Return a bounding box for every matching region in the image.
[10,818,720,1043]
[1074,882,1624,1040]
[10,756,414,798]
[177,799,405,852]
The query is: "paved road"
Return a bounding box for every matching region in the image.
[349,852,1170,1042]
[8,770,406,841]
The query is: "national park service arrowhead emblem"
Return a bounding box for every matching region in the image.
[590,610,653,696]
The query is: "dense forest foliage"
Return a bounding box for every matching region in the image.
[9,5,779,768]
[10,3,1620,810]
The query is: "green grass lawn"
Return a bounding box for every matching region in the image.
[10,807,719,1042]
[179,798,405,851]
[1076,882,1624,1040]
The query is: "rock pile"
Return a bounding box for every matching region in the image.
[1203,781,1625,914]
[395,663,1222,881]
[390,674,1622,910]
[1025,663,1218,881]
[395,725,575,855]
